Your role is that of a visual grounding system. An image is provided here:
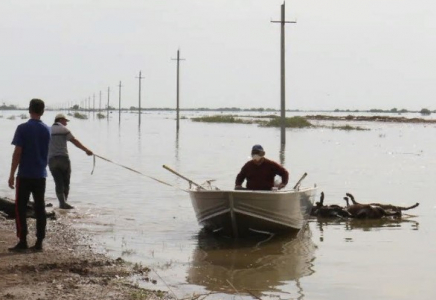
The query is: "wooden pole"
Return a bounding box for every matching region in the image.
[162,165,205,189]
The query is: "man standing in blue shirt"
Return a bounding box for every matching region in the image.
[8,99,51,252]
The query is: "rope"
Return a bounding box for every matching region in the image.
[91,154,188,192]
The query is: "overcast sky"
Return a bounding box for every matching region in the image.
[1,0,435,110]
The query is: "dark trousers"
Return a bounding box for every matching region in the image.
[15,177,47,241]
[49,156,71,205]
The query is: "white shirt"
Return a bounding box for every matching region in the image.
[48,122,75,158]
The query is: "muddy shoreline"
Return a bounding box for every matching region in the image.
[0,215,173,300]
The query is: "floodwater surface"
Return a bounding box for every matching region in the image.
[1,110,435,300]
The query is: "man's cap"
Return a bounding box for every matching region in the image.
[252,144,264,152]
[55,113,70,121]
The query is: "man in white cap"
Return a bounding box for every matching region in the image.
[235,144,289,191]
[48,113,93,209]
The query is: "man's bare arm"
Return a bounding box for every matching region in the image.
[70,138,93,156]
[8,146,22,189]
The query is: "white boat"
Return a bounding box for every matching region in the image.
[189,186,317,237]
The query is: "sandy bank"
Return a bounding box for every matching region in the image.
[0,215,172,300]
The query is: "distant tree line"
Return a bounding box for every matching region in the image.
[0,103,18,110]
[66,106,435,115]
[334,108,433,115]
[1,103,433,115]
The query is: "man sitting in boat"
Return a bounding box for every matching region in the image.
[235,144,289,191]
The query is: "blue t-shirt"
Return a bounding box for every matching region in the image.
[11,119,51,178]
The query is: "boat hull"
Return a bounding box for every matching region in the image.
[189,187,317,237]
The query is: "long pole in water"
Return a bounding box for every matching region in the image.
[293,172,307,190]
[162,165,205,189]
[271,2,296,145]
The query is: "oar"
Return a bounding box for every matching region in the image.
[293,172,308,190]
[162,165,206,190]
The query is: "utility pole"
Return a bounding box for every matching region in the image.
[271,2,296,145]
[172,49,186,131]
[136,71,144,126]
[118,81,122,124]
[107,86,110,117]
[99,91,102,112]
[93,93,95,112]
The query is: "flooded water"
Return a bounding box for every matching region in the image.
[1,110,436,300]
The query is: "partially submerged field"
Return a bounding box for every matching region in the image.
[191,115,369,130]
[304,114,436,123]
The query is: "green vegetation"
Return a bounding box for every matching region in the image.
[191,115,252,124]
[20,114,27,119]
[327,124,368,131]
[254,114,279,118]
[190,115,371,131]
[73,112,88,119]
[262,116,313,128]
[96,113,106,119]
[191,115,314,128]
[367,108,409,113]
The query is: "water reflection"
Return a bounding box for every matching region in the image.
[280,143,286,166]
[137,123,141,141]
[186,226,316,298]
[175,131,180,165]
[345,218,419,231]
[313,217,419,242]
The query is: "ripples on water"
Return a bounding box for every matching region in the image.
[1,110,435,300]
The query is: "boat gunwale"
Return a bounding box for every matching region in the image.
[188,186,317,195]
